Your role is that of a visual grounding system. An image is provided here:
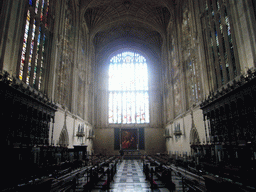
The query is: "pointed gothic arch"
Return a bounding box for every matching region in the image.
[108,51,150,124]
[190,127,200,145]
[59,126,69,147]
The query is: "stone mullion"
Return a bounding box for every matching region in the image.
[30,0,44,87]
[80,78,85,119]
[22,8,35,83]
[29,5,41,87]
[191,56,196,103]
[225,0,241,75]
[38,0,50,92]
[59,4,68,106]
[168,27,176,119]
[209,20,222,88]
[214,12,228,84]
[61,37,67,106]
[194,54,202,101]
[35,23,45,90]
[207,0,222,88]
[213,0,229,83]
[29,23,39,86]
[53,1,64,103]
[203,16,217,91]
[192,0,204,102]
[200,0,218,91]
[55,53,61,103]
[206,0,221,89]
[180,11,190,110]
[58,39,64,105]
[220,5,234,80]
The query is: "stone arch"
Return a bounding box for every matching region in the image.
[59,127,69,147]
[190,127,200,145]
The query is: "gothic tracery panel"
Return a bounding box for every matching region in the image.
[18,0,51,90]
[108,52,149,124]
[55,0,74,110]
[76,31,87,119]
[199,0,238,90]
[181,1,201,106]
[77,76,84,118]
[170,33,182,116]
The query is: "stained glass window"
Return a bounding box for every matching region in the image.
[181,3,201,107]
[18,0,50,90]
[55,2,74,111]
[200,0,238,88]
[108,52,149,124]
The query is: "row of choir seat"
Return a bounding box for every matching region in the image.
[52,155,119,191]
[143,154,206,192]
[143,154,256,192]
[82,155,118,191]
[5,155,119,192]
[143,155,176,191]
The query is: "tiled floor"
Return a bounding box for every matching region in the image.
[91,160,170,192]
[74,160,188,191]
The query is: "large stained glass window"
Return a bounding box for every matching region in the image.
[181,2,201,107]
[199,0,238,89]
[55,1,74,111]
[108,52,149,124]
[18,0,50,90]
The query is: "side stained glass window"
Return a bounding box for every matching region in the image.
[108,52,149,124]
[54,1,74,111]
[199,0,238,89]
[181,2,201,106]
[19,0,50,90]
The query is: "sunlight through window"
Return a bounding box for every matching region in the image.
[108,51,149,124]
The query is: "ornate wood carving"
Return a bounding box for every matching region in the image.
[1,71,57,148]
[200,68,256,167]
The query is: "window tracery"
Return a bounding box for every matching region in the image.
[169,32,182,118]
[181,2,201,106]
[18,0,50,90]
[200,0,238,90]
[55,0,74,110]
[76,32,87,118]
[108,51,149,124]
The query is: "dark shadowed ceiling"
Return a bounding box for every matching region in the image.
[81,0,174,61]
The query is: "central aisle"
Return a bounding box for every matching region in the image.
[92,159,169,192]
[110,159,151,191]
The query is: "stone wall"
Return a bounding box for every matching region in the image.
[51,107,93,153]
[165,107,205,156]
[94,127,165,155]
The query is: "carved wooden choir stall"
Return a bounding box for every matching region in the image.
[199,69,256,188]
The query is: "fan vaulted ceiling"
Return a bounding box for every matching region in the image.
[81,0,174,59]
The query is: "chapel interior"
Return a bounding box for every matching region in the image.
[1,0,256,191]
